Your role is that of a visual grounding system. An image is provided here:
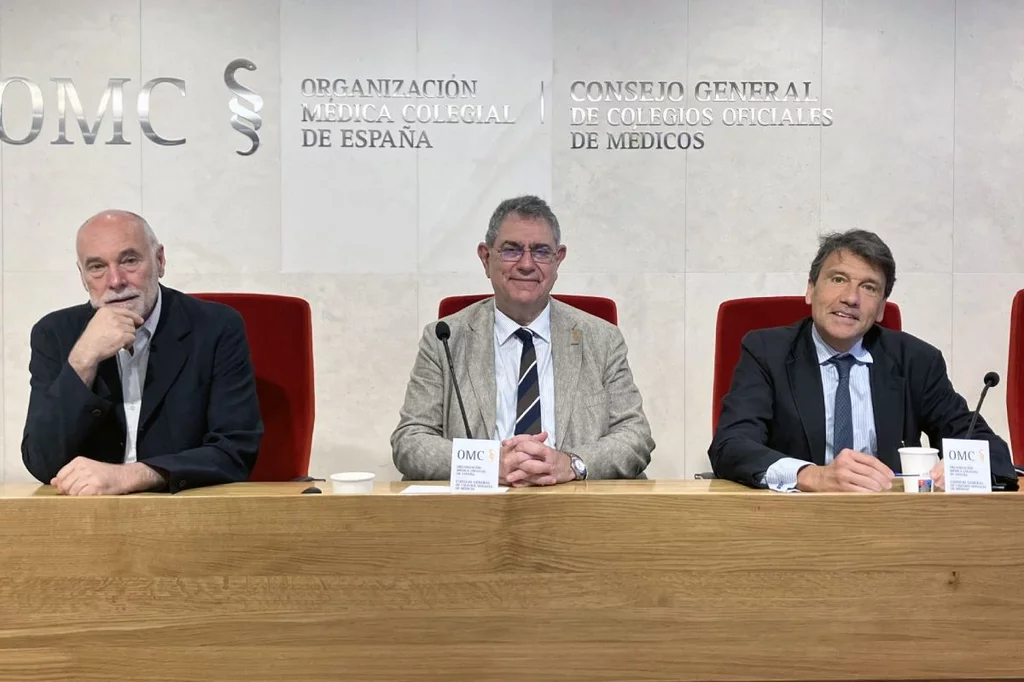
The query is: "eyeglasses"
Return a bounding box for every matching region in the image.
[492,244,559,264]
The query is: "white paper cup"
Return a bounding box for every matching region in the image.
[329,472,375,494]
[898,446,939,476]
[900,474,933,494]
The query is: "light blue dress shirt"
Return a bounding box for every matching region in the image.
[493,302,556,447]
[763,325,877,491]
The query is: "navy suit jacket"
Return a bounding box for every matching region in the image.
[21,285,263,492]
[709,318,1018,490]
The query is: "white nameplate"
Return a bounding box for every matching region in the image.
[450,438,501,493]
[401,485,508,495]
[942,438,992,493]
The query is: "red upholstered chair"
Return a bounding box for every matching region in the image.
[1008,289,1024,467]
[191,293,315,481]
[438,294,618,325]
[711,296,903,433]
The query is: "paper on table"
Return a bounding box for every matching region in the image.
[400,485,508,495]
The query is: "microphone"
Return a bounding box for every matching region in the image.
[435,322,473,440]
[965,371,1000,439]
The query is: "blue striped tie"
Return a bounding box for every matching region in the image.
[830,354,857,454]
[514,328,541,435]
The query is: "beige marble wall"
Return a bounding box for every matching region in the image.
[951,0,1024,450]
[1,0,1022,483]
[1,0,144,482]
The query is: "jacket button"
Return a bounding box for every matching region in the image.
[91,409,102,417]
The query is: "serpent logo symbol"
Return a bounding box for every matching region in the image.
[224,58,263,156]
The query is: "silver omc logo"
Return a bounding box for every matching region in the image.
[224,58,263,156]
[0,76,186,145]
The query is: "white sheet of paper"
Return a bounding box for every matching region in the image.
[942,438,992,493]
[400,485,508,495]
[401,485,451,494]
[450,438,501,493]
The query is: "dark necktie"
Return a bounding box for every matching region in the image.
[514,328,541,435]
[830,354,857,455]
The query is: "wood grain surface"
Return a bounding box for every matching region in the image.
[0,480,1021,681]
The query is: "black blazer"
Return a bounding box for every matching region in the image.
[21,285,263,492]
[709,318,1017,489]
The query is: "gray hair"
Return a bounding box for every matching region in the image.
[485,195,561,246]
[809,229,897,298]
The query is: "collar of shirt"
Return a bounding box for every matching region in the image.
[811,322,873,366]
[493,300,552,346]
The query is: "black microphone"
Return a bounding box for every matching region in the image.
[435,322,473,440]
[965,371,1000,439]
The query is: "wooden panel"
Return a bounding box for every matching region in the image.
[0,481,1022,681]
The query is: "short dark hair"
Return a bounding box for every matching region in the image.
[808,229,897,298]
[485,195,561,246]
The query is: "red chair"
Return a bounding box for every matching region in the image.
[438,294,618,325]
[712,296,903,433]
[191,293,315,481]
[1008,289,1024,467]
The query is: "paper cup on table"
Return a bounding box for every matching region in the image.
[898,447,939,475]
[329,472,375,494]
[898,447,939,493]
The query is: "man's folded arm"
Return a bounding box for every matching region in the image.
[21,320,112,483]
[139,312,262,492]
[562,329,653,479]
[709,333,794,487]
[391,325,457,480]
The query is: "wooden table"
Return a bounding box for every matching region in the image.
[0,480,1022,681]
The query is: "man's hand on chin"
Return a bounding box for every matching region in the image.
[51,457,165,496]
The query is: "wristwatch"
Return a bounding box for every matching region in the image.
[568,453,588,481]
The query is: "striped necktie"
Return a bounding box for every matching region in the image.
[513,328,541,435]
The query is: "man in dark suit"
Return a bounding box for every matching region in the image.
[21,210,263,495]
[710,229,1017,492]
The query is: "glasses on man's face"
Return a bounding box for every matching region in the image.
[493,243,558,264]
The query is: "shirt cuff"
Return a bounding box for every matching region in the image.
[762,457,812,492]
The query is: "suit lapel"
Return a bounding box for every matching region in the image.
[465,301,496,439]
[551,301,582,448]
[866,332,905,471]
[95,357,122,402]
[787,323,827,464]
[96,356,127,434]
[139,288,190,430]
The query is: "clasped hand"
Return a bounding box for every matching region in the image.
[499,432,574,487]
[51,456,163,496]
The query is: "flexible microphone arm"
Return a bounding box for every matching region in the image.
[435,322,473,440]
[965,371,1000,440]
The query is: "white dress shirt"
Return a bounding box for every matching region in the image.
[763,324,877,491]
[116,289,162,464]
[493,301,556,446]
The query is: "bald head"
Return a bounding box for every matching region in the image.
[76,210,165,320]
[77,210,160,263]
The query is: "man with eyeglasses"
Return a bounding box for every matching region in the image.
[391,195,654,485]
